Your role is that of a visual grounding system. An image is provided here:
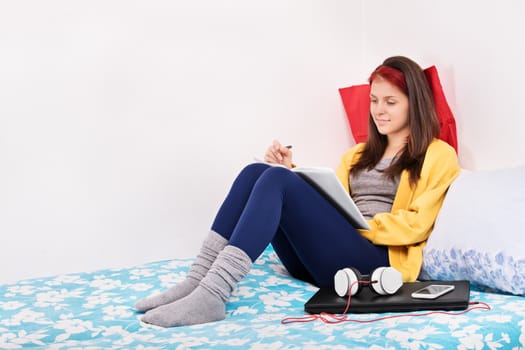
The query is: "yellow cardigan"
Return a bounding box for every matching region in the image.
[335,139,461,282]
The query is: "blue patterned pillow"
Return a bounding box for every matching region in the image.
[420,166,525,296]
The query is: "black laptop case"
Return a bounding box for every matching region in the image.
[304,280,470,314]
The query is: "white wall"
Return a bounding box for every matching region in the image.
[362,1,525,170]
[2,1,524,284]
[0,0,361,284]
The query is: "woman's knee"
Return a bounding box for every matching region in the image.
[233,163,271,185]
[240,163,293,184]
[259,165,292,179]
[253,166,295,189]
[246,167,303,204]
[239,162,271,177]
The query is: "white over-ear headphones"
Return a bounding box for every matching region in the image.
[334,266,403,297]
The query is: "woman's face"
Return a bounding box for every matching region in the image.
[370,77,410,141]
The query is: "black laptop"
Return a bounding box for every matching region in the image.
[304,280,471,314]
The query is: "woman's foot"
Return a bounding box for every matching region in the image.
[135,230,228,312]
[135,278,199,312]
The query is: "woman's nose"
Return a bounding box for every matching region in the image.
[374,101,386,115]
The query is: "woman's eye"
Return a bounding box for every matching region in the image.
[387,101,396,105]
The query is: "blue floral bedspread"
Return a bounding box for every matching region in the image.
[1,248,524,349]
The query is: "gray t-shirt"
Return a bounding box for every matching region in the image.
[349,158,400,220]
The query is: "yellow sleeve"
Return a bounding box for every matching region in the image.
[358,140,461,246]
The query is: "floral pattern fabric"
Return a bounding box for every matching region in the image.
[1,248,524,349]
[421,247,525,296]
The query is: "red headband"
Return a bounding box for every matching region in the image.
[368,65,408,95]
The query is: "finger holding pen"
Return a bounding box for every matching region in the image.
[264,140,281,163]
[264,140,293,168]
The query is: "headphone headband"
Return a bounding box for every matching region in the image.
[334,266,402,297]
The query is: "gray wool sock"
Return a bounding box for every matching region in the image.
[141,245,252,327]
[135,230,228,312]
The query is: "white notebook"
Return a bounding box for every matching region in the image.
[291,166,370,230]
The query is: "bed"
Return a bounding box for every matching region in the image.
[1,243,524,350]
[2,167,525,349]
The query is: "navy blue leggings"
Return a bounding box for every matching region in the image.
[211,163,389,288]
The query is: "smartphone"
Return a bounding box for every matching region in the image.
[411,284,455,299]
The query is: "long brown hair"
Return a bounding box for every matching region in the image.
[350,56,440,186]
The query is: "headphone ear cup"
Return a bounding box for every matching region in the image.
[334,267,361,297]
[370,267,403,295]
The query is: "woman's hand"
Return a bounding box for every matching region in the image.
[264,140,293,168]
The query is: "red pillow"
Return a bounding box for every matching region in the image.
[338,65,458,153]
